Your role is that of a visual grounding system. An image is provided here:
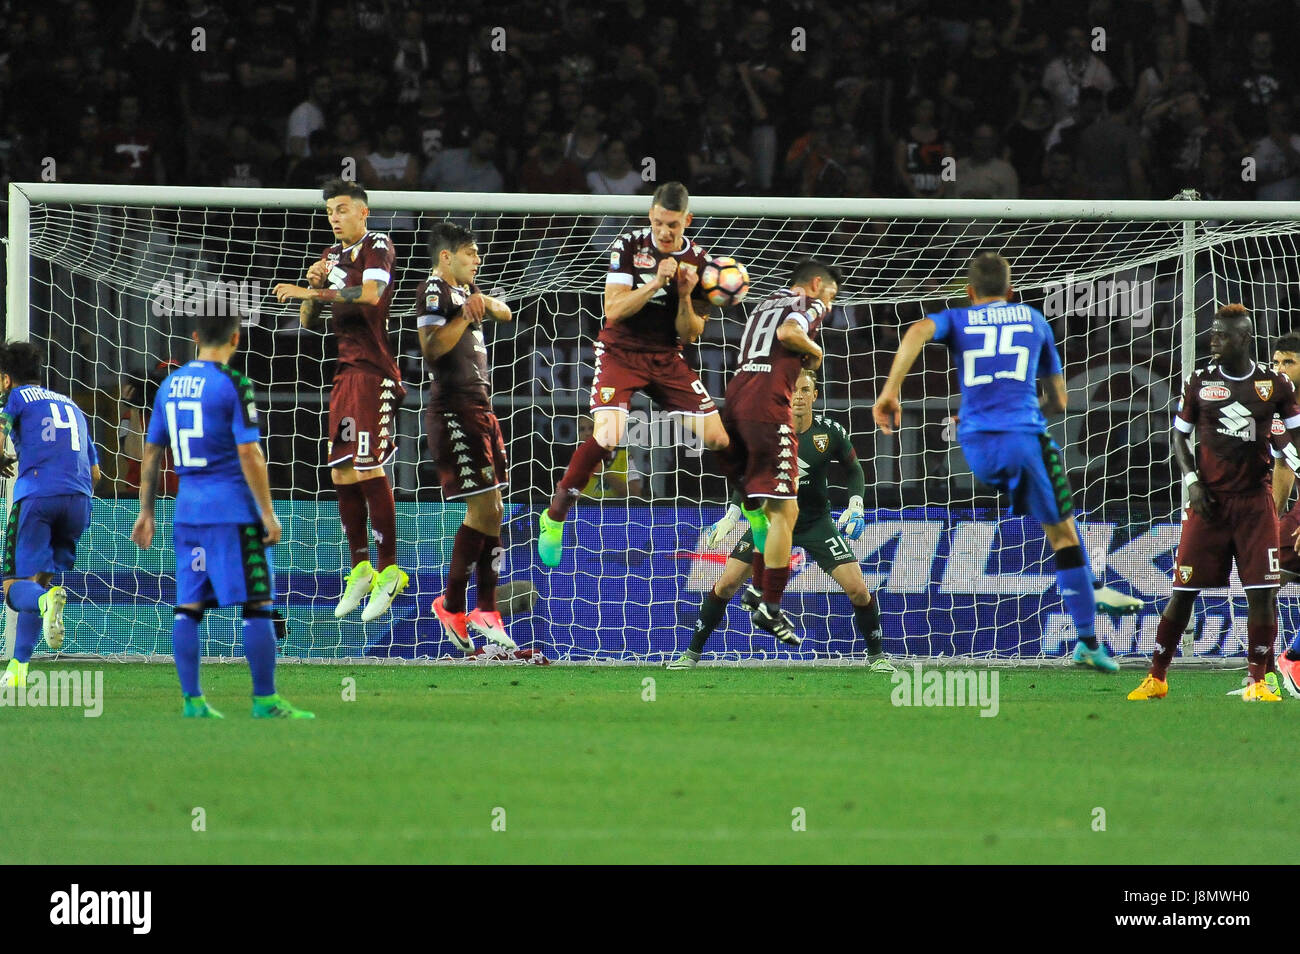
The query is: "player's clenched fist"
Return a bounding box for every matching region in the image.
[1188,480,1216,518]
[656,257,678,286]
[676,262,699,295]
[462,292,486,323]
[306,260,331,289]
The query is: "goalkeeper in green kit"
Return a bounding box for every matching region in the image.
[671,369,893,670]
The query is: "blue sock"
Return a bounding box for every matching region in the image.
[1055,543,1098,650]
[1287,630,1300,658]
[173,610,202,697]
[243,616,277,697]
[14,611,40,663]
[7,580,45,613]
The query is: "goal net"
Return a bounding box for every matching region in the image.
[8,184,1300,663]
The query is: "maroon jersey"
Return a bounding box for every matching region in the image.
[723,288,829,423]
[317,231,400,381]
[1175,361,1300,495]
[416,274,491,410]
[600,227,709,353]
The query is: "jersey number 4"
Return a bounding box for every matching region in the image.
[165,400,208,467]
[962,324,1034,386]
[42,402,82,451]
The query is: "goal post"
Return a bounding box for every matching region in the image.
[8,181,1300,664]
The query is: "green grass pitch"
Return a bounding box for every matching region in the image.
[1,663,1293,864]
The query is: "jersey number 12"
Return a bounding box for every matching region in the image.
[165,400,208,467]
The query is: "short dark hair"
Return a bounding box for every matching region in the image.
[789,258,843,290]
[967,251,1011,297]
[0,341,42,385]
[1275,332,1300,354]
[429,221,476,259]
[651,181,689,212]
[195,303,244,347]
[322,179,368,203]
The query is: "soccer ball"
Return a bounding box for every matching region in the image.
[698,256,750,307]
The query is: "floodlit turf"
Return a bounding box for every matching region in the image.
[0,663,1293,864]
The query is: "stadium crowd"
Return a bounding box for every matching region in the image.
[3,0,1300,202]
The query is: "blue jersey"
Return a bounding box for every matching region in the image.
[928,300,1063,439]
[3,385,98,501]
[145,361,262,526]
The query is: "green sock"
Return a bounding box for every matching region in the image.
[741,505,768,553]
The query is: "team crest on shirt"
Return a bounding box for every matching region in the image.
[633,250,656,269]
[813,433,829,453]
[1199,384,1231,401]
[1177,565,1193,584]
[1256,380,1274,400]
[600,387,616,403]
[448,285,467,306]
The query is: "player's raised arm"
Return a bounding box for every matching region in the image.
[479,293,512,323]
[673,264,708,343]
[873,317,938,434]
[605,256,675,324]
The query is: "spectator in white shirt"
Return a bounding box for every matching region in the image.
[1042,25,1115,122]
[286,74,329,159]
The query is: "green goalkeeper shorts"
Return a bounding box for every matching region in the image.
[728,513,856,573]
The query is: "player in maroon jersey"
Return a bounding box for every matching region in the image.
[535,181,729,567]
[417,222,518,653]
[721,259,840,646]
[1129,305,1300,701]
[272,179,409,622]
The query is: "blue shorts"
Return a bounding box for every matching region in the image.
[3,494,92,579]
[962,431,1074,526]
[174,522,276,608]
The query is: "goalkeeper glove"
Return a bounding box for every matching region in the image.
[705,503,743,549]
[836,495,866,541]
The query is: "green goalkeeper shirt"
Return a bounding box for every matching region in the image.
[793,415,864,533]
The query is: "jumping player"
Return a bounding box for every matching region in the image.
[420,222,518,653]
[717,259,839,646]
[273,179,408,623]
[536,181,728,566]
[673,368,893,670]
[1128,306,1300,701]
[873,251,1126,673]
[0,342,99,688]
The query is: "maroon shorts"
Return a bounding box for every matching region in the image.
[328,369,405,470]
[426,403,508,500]
[1280,505,1300,576]
[1173,490,1281,589]
[721,411,798,501]
[589,342,716,416]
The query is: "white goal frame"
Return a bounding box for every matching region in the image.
[7,183,1300,664]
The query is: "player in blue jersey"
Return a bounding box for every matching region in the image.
[131,305,313,718]
[872,252,1141,671]
[0,342,100,688]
